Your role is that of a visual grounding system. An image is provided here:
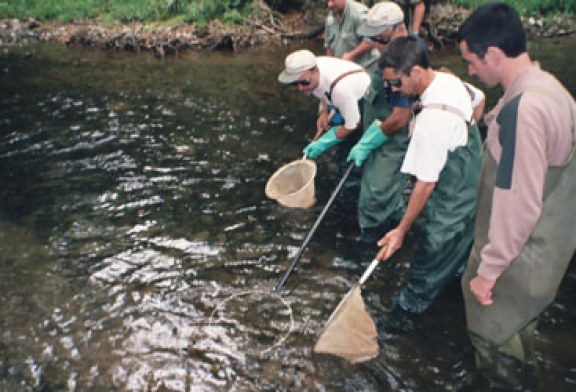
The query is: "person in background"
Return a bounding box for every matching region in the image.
[278,49,370,162]
[357,1,427,54]
[346,1,415,242]
[392,0,426,35]
[457,3,575,390]
[376,36,484,333]
[324,0,380,126]
[325,0,379,69]
[358,1,428,57]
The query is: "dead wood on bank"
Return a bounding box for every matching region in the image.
[0,3,574,57]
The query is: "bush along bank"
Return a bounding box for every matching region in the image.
[0,18,291,56]
[0,4,574,57]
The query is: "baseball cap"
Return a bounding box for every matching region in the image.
[278,49,317,84]
[357,1,404,37]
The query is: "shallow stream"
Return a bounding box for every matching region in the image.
[1,38,575,391]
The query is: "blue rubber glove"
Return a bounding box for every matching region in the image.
[303,126,344,159]
[346,120,389,167]
[328,105,344,125]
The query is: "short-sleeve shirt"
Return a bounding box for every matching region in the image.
[401,72,474,182]
[324,0,379,69]
[313,56,371,130]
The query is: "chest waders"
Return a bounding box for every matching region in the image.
[358,72,410,239]
[396,122,483,313]
[463,109,576,346]
[462,90,575,389]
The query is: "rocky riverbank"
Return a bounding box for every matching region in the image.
[1,3,574,57]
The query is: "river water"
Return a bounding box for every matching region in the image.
[0,38,574,391]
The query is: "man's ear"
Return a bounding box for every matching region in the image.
[485,46,505,66]
[411,65,424,78]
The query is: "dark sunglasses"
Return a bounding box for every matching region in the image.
[291,78,311,86]
[384,78,402,88]
[370,35,391,45]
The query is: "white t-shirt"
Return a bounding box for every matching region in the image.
[313,56,371,130]
[401,71,481,182]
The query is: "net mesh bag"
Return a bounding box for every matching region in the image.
[314,285,379,364]
[265,159,316,208]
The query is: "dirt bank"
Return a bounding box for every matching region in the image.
[1,3,574,57]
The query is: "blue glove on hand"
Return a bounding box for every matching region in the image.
[346,120,389,167]
[303,126,344,159]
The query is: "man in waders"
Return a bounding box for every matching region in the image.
[376,36,484,332]
[347,1,427,243]
[277,49,370,161]
[323,0,380,126]
[458,3,576,390]
[278,50,371,237]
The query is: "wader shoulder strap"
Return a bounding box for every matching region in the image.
[416,82,476,128]
[324,69,366,102]
[417,103,472,128]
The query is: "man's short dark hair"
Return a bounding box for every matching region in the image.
[378,36,429,75]
[457,2,526,59]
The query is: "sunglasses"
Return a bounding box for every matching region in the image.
[291,78,311,86]
[370,35,391,45]
[384,78,402,88]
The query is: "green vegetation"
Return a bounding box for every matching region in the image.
[451,0,574,16]
[0,0,573,25]
[0,0,280,25]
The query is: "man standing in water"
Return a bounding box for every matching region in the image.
[347,1,427,242]
[278,49,370,159]
[458,3,575,390]
[323,0,380,126]
[376,36,483,333]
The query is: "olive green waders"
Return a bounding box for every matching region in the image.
[396,123,483,313]
[462,142,576,389]
[358,71,410,240]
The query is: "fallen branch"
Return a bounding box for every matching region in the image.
[243,18,277,35]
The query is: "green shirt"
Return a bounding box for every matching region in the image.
[324,0,378,69]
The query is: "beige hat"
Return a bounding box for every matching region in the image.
[278,49,317,84]
[357,1,404,37]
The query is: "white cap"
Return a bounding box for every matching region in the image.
[278,49,317,84]
[357,1,404,37]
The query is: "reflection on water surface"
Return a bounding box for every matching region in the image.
[1,40,575,391]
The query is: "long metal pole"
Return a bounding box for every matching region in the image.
[273,162,355,293]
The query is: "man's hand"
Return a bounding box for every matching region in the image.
[376,227,407,260]
[341,52,355,62]
[470,275,496,306]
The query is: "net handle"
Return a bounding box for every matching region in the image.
[273,162,355,293]
[359,245,388,285]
